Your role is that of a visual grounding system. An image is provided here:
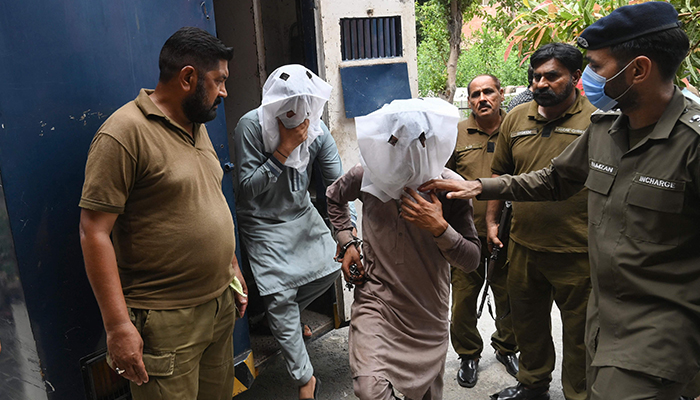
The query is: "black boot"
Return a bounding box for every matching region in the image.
[490,383,549,400]
[457,357,479,388]
[495,351,519,378]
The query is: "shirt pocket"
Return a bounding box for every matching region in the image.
[584,168,615,226]
[625,176,685,245]
[455,144,484,177]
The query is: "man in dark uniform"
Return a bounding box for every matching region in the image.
[483,43,595,400]
[447,74,519,388]
[420,3,700,399]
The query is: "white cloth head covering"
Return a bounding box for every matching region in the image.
[257,64,332,171]
[356,98,459,202]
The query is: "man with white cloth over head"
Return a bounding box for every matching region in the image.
[233,64,353,399]
[326,98,481,400]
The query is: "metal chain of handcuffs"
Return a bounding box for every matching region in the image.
[334,235,365,290]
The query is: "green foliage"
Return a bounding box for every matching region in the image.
[457,29,529,88]
[504,0,627,61]
[675,0,700,86]
[417,1,528,96]
[494,0,700,87]
[416,0,450,95]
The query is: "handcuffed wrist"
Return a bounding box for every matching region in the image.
[336,229,355,246]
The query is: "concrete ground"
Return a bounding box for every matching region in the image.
[235,303,566,400]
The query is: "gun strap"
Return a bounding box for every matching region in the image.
[476,288,488,319]
[487,293,496,320]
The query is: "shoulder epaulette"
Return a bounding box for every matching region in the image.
[590,109,620,123]
[680,104,700,135]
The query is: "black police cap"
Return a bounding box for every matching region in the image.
[577,2,681,50]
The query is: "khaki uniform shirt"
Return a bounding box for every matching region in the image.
[491,93,595,252]
[479,88,700,382]
[80,89,236,310]
[447,110,505,237]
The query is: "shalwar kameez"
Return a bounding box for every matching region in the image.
[326,98,481,400]
[233,65,351,388]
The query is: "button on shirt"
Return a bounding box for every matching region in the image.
[80,89,236,310]
[490,92,596,253]
[479,88,700,382]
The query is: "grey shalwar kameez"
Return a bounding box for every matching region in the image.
[327,165,481,400]
[233,111,347,387]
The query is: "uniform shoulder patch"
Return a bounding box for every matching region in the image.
[590,109,620,123]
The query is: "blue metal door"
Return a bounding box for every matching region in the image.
[0,1,246,399]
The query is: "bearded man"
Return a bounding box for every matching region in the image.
[483,43,596,400]
[79,27,247,400]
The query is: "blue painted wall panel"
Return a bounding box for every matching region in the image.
[339,62,412,118]
[0,1,246,398]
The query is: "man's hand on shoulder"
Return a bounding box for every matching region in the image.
[400,188,449,237]
[418,179,483,200]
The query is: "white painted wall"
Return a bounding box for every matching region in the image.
[314,0,417,320]
[315,0,418,170]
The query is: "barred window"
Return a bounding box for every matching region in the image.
[340,16,402,61]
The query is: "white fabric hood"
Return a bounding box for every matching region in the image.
[257,64,332,171]
[356,98,459,202]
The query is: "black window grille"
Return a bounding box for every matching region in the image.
[340,16,402,61]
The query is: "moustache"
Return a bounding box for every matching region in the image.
[478,102,492,109]
[212,97,222,108]
[533,88,555,97]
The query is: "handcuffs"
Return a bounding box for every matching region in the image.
[334,236,365,290]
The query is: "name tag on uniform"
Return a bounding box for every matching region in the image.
[589,160,617,175]
[634,174,685,191]
[459,143,483,151]
[554,127,586,135]
[511,129,536,138]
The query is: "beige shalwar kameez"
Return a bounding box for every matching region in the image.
[327,165,481,400]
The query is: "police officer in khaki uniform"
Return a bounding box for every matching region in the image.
[420,3,700,399]
[447,74,519,388]
[484,43,595,400]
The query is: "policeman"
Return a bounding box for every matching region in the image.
[420,3,700,399]
[447,74,518,388]
[485,43,595,400]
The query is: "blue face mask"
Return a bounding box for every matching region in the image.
[581,59,635,111]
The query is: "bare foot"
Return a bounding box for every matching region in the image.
[298,375,316,399]
[303,324,312,338]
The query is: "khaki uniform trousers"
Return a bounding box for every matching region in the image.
[128,286,236,400]
[585,332,700,400]
[587,366,688,400]
[507,241,590,400]
[450,236,517,358]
